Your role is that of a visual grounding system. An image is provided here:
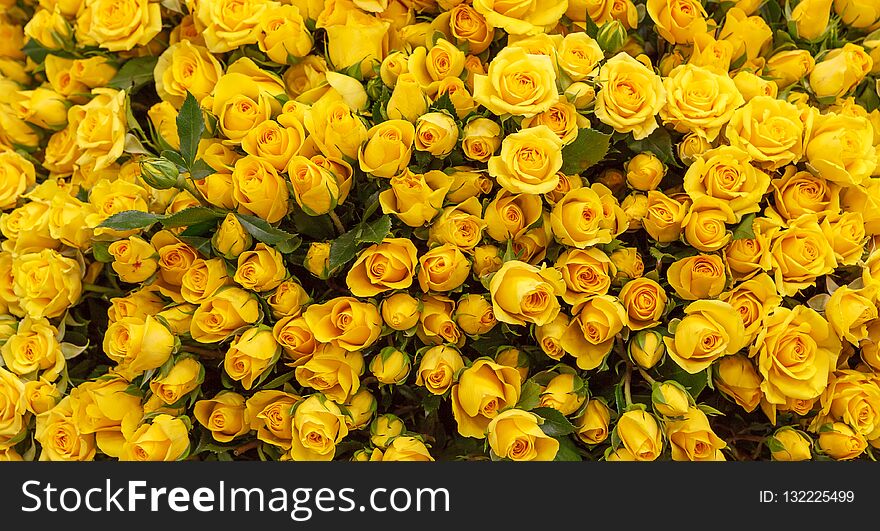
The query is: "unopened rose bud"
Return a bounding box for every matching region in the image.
[652,381,692,417]
[597,21,627,54]
[629,329,665,369]
[140,157,181,190]
[304,242,331,279]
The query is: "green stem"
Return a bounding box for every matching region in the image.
[637,367,657,386]
[624,362,633,407]
[83,284,124,295]
[329,210,345,236]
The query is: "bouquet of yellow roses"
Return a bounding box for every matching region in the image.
[0,0,878,462]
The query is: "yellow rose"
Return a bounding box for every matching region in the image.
[575,399,611,444]
[532,313,566,360]
[718,7,772,61]
[224,326,281,390]
[609,247,645,281]
[415,344,465,395]
[555,32,603,82]
[266,279,309,320]
[725,96,805,170]
[677,131,712,165]
[289,394,349,461]
[196,0,275,53]
[629,330,666,369]
[194,391,250,442]
[625,152,665,192]
[303,296,382,351]
[684,146,771,222]
[643,190,689,243]
[324,11,390,79]
[234,243,288,293]
[379,169,453,227]
[120,414,190,461]
[615,409,663,461]
[69,88,126,171]
[551,184,626,248]
[667,253,727,301]
[790,0,833,40]
[472,46,557,118]
[647,0,707,44]
[428,197,487,251]
[752,306,840,404]
[489,260,564,326]
[385,73,428,123]
[14,87,68,131]
[539,373,586,415]
[809,43,873,101]
[75,0,161,51]
[417,243,471,293]
[104,315,176,379]
[414,112,459,157]
[12,249,82,320]
[191,287,261,343]
[180,258,232,304]
[489,125,563,194]
[24,8,71,50]
[304,97,367,160]
[241,120,305,173]
[23,378,61,415]
[619,277,668,330]
[817,422,866,460]
[665,407,727,461]
[472,0,567,35]
[561,294,626,370]
[594,52,666,140]
[555,247,615,304]
[35,398,96,461]
[154,41,222,107]
[370,347,411,385]
[812,370,880,441]
[825,285,878,345]
[660,64,744,141]
[822,211,868,266]
[665,300,747,373]
[210,75,277,144]
[805,111,877,186]
[732,70,778,103]
[769,215,836,297]
[272,315,318,366]
[408,39,466,97]
[454,293,497,336]
[149,357,203,405]
[451,358,522,438]
[719,273,782,345]
[0,368,26,449]
[294,346,363,403]
[211,214,253,259]
[714,354,762,412]
[484,189,543,242]
[246,390,300,449]
[842,180,880,236]
[446,4,494,54]
[0,150,35,211]
[257,4,312,64]
[358,119,415,178]
[834,0,880,30]
[1,316,64,381]
[380,292,420,331]
[521,99,587,146]
[462,118,502,162]
[681,197,737,252]
[108,236,157,284]
[765,50,816,90]
[486,409,559,461]
[231,155,290,223]
[382,436,434,461]
[769,427,812,461]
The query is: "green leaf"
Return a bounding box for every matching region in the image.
[292,210,335,240]
[176,92,205,169]
[553,435,583,461]
[99,210,163,231]
[428,93,456,117]
[21,39,53,63]
[627,127,677,166]
[234,213,301,252]
[359,215,392,244]
[328,229,360,272]
[189,159,214,180]
[161,207,224,229]
[732,213,756,241]
[560,128,612,175]
[533,407,577,437]
[517,379,542,411]
[655,357,710,399]
[108,56,159,92]
[91,241,114,263]
[161,150,187,171]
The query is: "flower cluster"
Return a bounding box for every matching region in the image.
[0,0,878,462]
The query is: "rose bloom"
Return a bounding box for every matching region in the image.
[594,52,666,140]
[472,46,557,117]
[660,64,744,141]
[451,358,522,438]
[664,299,747,373]
[489,260,565,326]
[487,409,559,461]
[472,0,567,35]
[724,95,805,170]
